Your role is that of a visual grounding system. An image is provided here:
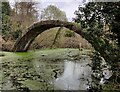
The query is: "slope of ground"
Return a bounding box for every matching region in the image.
[29,27,92,49]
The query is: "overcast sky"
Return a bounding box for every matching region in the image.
[37,0,87,21]
[39,0,87,21]
[9,0,87,21]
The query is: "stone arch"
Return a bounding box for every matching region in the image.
[12,20,83,52]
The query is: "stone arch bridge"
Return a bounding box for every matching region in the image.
[12,20,113,67]
[12,20,84,52]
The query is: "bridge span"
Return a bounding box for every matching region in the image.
[12,20,82,52]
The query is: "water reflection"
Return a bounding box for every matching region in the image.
[54,59,92,90]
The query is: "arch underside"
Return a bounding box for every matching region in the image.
[12,20,83,52]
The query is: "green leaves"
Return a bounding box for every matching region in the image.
[64,30,75,37]
[2,2,12,40]
[74,2,120,91]
[2,2,10,16]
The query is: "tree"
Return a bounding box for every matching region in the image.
[11,1,39,34]
[101,2,120,46]
[74,2,120,46]
[2,1,10,16]
[74,2,120,91]
[41,5,67,21]
[2,2,12,40]
[74,2,120,61]
[2,1,39,40]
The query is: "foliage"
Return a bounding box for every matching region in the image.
[12,29,22,39]
[11,1,39,34]
[64,30,75,37]
[74,2,120,45]
[2,2,12,40]
[71,22,81,30]
[74,2,120,91]
[2,1,39,41]
[74,1,120,65]
[41,5,68,21]
[2,2,10,15]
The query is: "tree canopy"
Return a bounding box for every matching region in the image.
[2,2,11,40]
[11,2,38,29]
[2,1,39,40]
[41,5,68,21]
[74,2,120,45]
[74,2,120,91]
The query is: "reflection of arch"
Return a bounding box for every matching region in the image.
[12,20,83,52]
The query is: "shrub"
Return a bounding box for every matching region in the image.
[64,30,75,37]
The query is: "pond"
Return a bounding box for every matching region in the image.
[0,48,112,91]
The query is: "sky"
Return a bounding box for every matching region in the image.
[9,0,87,21]
[39,1,83,21]
[37,0,88,21]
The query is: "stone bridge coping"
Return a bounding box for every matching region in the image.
[27,20,73,31]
